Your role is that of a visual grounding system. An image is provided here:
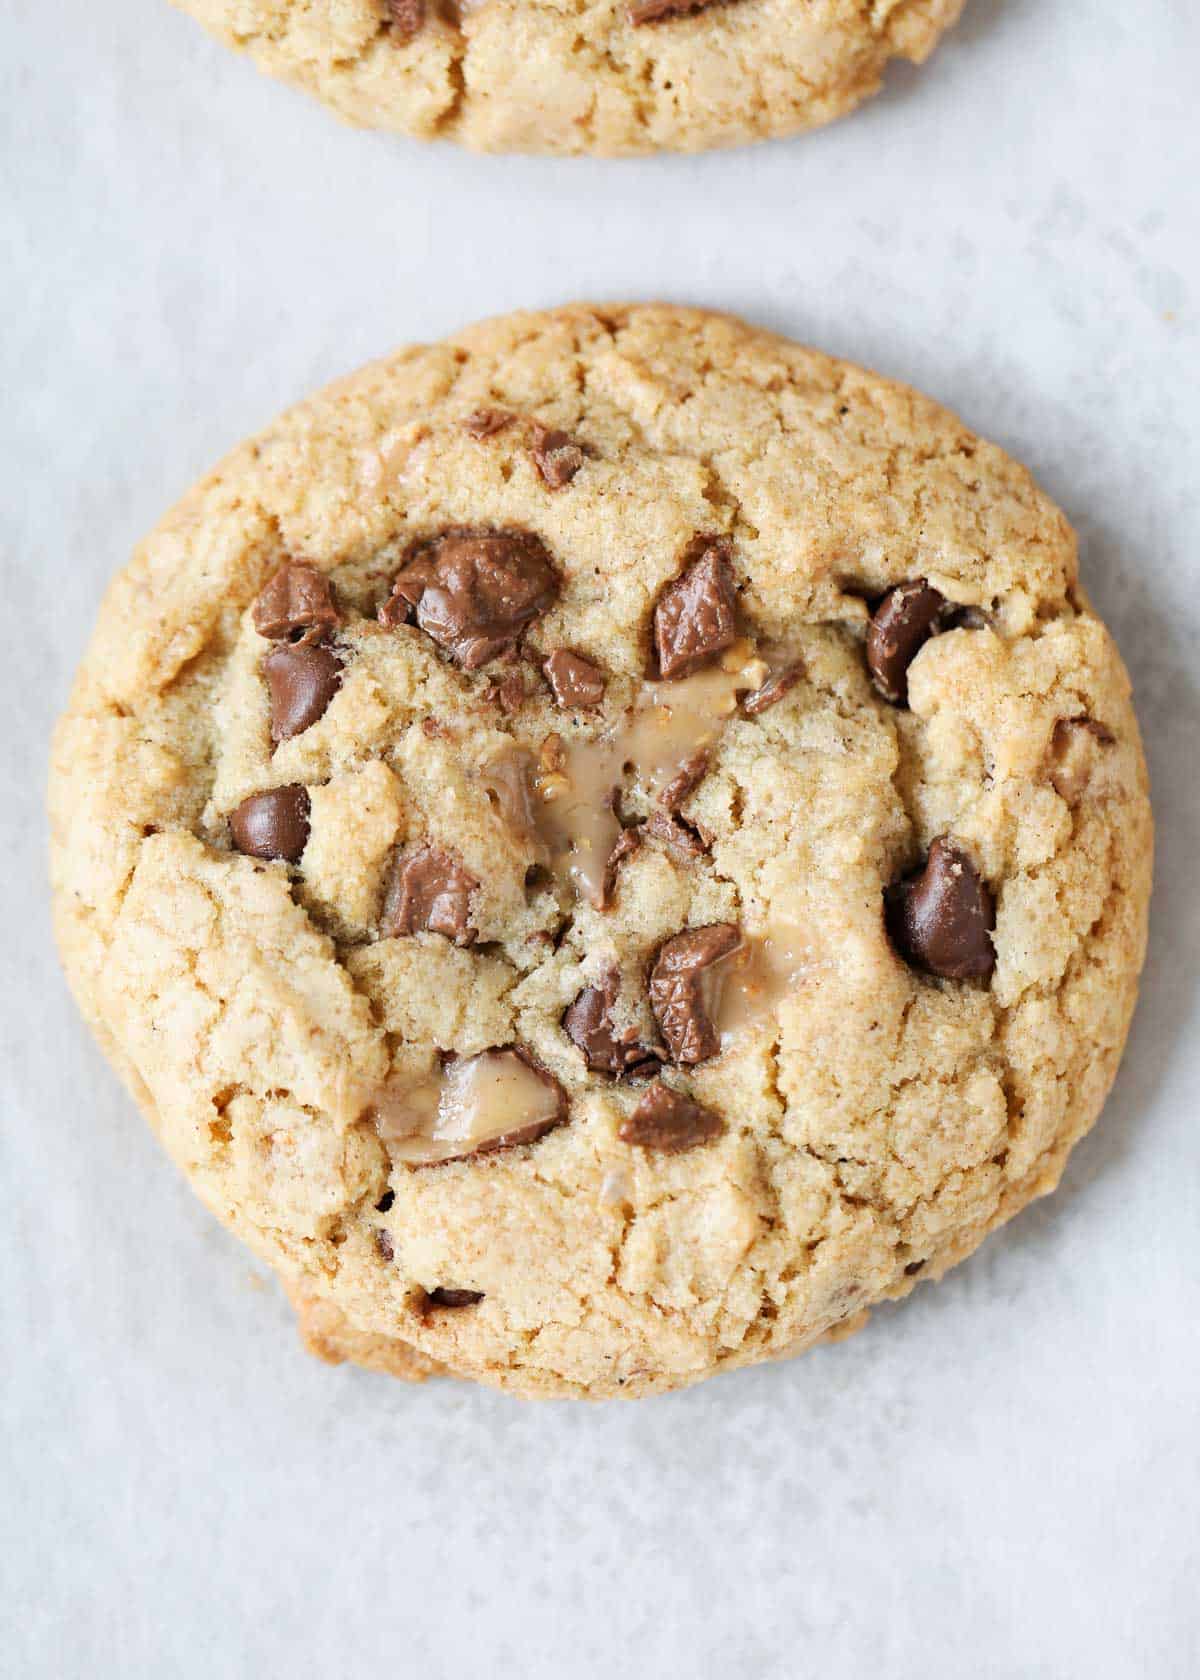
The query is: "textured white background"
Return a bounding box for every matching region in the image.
[3,1,1198,1674]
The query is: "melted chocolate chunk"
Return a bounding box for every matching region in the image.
[619,1082,725,1153]
[229,786,310,863]
[563,972,660,1077]
[530,423,585,489]
[645,808,709,859]
[599,826,642,910]
[660,750,709,814]
[866,580,947,705]
[887,837,995,980]
[462,407,515,438]
[263,643,342,743]
[649,922,740,1064]
[1047,716,1116,804]
[544,649,606,710]
[380,845,478,945]
[424,1287,485,1310]
[653,538,738,680]
[380,528,559,671]
[629,0,726,21]
[384,0,425,42]
[742,662,804,716]
[252,562,340,646]
[486,666,527,714]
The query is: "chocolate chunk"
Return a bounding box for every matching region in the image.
[544,649,606,710]
[649,922,740,1064]
[375,1190,395,1213]
[742,661,804,717]
[629,0,723,21]
[1047,716,1115,804]
[469,1051,568,1156]
[384,0,425,42]
[424,1288,485,1310]
[645,809,708,859]
[660,750,709,814]
[866,580,947,705]
[263,643,342,743]
[599,826,642,910]
[530,423,585,489]
[462,407,515,438]
[252,562,340,646]
[653,538,738,680]
[376,1230,395,1262]
[564,972,660,1077]
[380,528,559,670]
[380,845,478,945]
[619,1082,725,1153]
[229,785,310,863]
[487,667,527,714]
[887,837,995,980]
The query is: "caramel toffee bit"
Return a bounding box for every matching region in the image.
[653,538,738,679]
[380,528,559,670]
[645,808,708,859]
[530,422,585,489]
[649,922,740,1064]
[462,407,515,438]
[660,749,709,814]
[380,845,478,945]
[1048,716,1116,804]
[544,649,606,710]
[375,1229,395,1262]
[564,972,659,1076]
[263,642,342,743]
[424,1287,485,1310]
[384,0,425,42]
[742,661,804,716]
[887,837,995,981]
[599,826,642,910]
[229,785,310,863]
[619,1082,725,1153]
[252,562,340,646]
[866,580,947,705]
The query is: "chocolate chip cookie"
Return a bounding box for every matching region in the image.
[170,0,964,154]
[49,305,1152,1399]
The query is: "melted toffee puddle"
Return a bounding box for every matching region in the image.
[709,926,810,1043]
[370,1051,562,1166]
[532,640,769,904]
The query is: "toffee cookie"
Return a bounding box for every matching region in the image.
[50,305,1152,1399]
[170,0,965,155]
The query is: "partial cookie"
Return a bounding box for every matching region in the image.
[170,0,965,155]
[50,304,1152,1400]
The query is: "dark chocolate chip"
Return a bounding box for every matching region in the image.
[866,580,946,705]
[425,1287,485,1309]
[652,537,738,680]
[530,423,585,489]
[384,0,425,42]
[252,562,340,646]
[229,786,310,863]
[904,1259,926,1276]
[598,826,642,910]
[1047,716,1115,804]
[649,922,740,1064]
[660,750,709,814]
[645,808,709,859]
[462,407,515,438]
[376,1229,395,1262]
[563,971,660,1077]
[544,649,606,710]
[741,661,804,716]
[375,1190,395,1213]
[886,837,995,980]
[618,1082,725,1153]
[263,642,342,743]
[381,845,478,945]
[380,528,559,671]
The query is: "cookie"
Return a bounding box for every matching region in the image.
[49,304,1152,1400]
[170,0,965,155]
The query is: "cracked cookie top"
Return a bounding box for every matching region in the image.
[171,0,964,155]
[49,304,1152,1398]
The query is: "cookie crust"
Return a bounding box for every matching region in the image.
[50,305,1152,1399]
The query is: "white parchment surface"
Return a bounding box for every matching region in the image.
[3,1,1198,1674]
